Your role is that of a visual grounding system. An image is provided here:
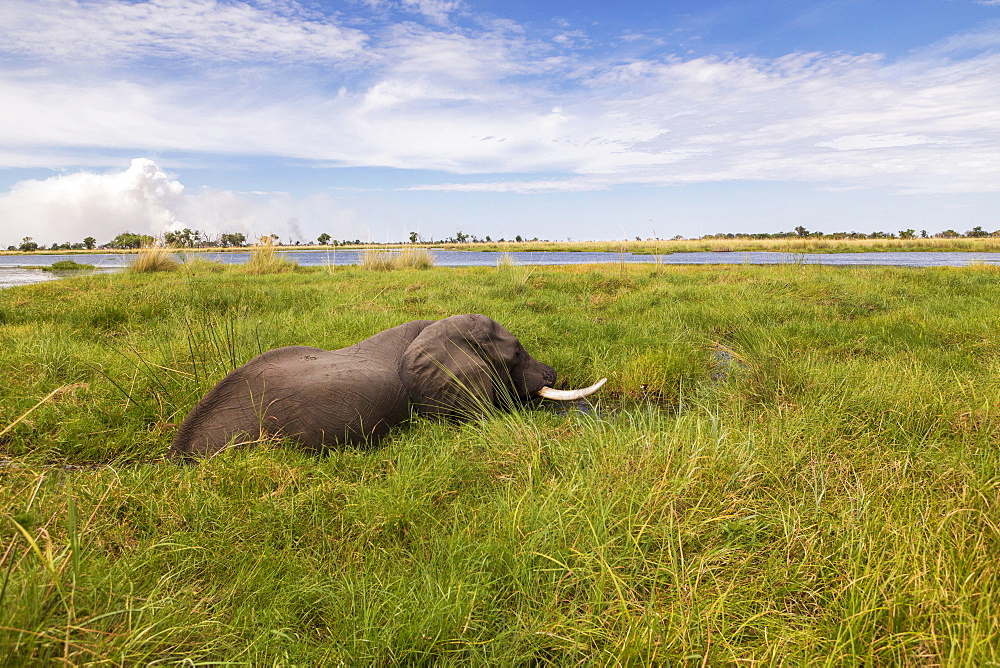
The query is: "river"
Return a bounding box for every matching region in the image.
[3,249,1000,289]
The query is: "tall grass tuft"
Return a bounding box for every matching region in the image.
[496,251,516,269]
[244,237,298,274]
[360,248,435,270]
[129,247,179,273]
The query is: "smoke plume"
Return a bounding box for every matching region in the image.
[0,158,356,247]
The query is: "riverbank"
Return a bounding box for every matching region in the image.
[4,235,1000,256]
[2,263,999,663]
[5,247,1000,291]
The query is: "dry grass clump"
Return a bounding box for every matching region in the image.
[129,247,179,273]
[244,237,298,274]
[360,248,435,270]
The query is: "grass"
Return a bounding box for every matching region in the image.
[42,260,95,272]
[243,239,299,274]
[360,248,436,270]
[495,251,516,268]
[177,254,226,274]
[1,262,1000,662]
[128,247,179,273]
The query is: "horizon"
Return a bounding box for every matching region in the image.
[2,0,1000,247]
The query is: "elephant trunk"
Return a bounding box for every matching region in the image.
[536,377,607,401]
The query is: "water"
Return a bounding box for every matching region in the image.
[3,249,999,289]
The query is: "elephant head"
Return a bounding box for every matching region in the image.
[168,314,605,459]
[402,314,557,417]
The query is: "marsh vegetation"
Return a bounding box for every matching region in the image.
[359,248,436,270]
[41,260,96,272]
[1,262,999,663]
[7,235,1000,259]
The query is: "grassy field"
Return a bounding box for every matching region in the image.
[1,262,999,663]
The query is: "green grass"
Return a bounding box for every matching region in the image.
[42,260,95,272]
[1,263,1000,662]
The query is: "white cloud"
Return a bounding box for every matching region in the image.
[400,0,462,24]
[361,0,461,24]
[816,134,952,151]
[0,159,361,247]
[0,0,367,63]
[408,176,614,194]
[0,159,183,246]
[0,2,999,196]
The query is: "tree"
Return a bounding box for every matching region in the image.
[219,232,247,247]
[164,228,201,248]
[794,225,809,237]
[317,233,332,246]
[966,226,989,238]
[108,231,153,249]
[19,237,38,252]
[83,236,96,249]
[408,232,419,244]
[898,229,916,239]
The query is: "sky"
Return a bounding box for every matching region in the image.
[1,0,999,247]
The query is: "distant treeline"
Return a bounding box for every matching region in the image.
[7,228,540,251]
[8,224,1000,252]
[700,225,999,240]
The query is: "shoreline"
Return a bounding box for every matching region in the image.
[5,236,1000,256]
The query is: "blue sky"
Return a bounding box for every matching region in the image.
[1,0,999,246]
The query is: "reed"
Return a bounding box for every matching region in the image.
[495,251,516,268]
[360,248,435,270]
[128,247,179,272]
[244,237,298,274]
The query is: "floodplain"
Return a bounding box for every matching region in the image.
[1,261,999,663]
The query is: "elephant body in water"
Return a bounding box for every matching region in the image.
[169,314,605,458]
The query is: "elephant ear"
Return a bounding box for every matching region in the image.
[400,315,501,418]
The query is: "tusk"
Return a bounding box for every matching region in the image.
[536,378,607,401]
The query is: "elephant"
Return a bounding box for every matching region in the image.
[168,314,605,459]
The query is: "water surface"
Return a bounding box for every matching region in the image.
[3,249,999,289]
